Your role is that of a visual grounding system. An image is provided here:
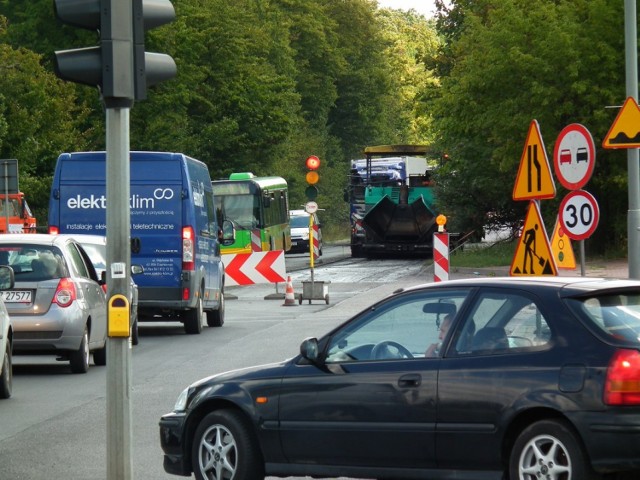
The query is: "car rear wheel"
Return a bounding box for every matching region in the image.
[206,291,224,327]
[192,409,263,480]
[0,342,12,399]
[184,295,204,334]
[131,317,139,346]
[69,327,90,374]
[509,419,600,480]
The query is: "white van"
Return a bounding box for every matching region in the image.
[288,210,322,255]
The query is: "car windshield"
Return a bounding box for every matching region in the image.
[290,215,310,228]
[567,292,640,345]
[0,244,66,281]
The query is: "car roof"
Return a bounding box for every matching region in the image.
[0,233,72,246]
[55,234,107,245]
[397,276,640,298]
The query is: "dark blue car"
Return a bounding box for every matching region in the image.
[160,276,640,480]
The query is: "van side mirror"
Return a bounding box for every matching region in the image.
[221,220,236,246]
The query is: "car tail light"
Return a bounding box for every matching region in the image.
[183,288,190,301]
[49,226,59,235]
[182,226,195,271]
[604,349,640,405]
[53,278,77,308]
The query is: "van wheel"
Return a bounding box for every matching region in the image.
[70,327,90,373]
[184,295,204,334]
[206,291,224,327]
[0,342,12,399]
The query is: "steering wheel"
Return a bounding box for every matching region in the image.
[371,340,413,360]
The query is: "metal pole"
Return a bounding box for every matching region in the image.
[3,162,8,233]
[625,0,640,279]
[105,107,133,479]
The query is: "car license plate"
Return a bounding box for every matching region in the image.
[1,290,32,303]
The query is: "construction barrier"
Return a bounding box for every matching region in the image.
[433,232,450,282]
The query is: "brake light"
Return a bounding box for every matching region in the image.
[604,349,640,405]
[49,226,59,235]
[182,226,195,271]
[53,278,77,308]
[183,288,190,301]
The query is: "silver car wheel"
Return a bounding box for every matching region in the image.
[197,423,237,480]
[518,434,571,480]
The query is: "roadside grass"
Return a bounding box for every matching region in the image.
[450,240,517,268]
[450,239,627,269]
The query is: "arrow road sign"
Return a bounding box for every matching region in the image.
[222,250,287,286]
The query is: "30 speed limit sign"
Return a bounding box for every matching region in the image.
[559,190,599,240]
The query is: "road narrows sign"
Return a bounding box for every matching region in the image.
[513,120,556,201]
[558,190,600,241]
[553,124,595,190]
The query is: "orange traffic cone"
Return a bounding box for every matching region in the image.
[282,276,298,306]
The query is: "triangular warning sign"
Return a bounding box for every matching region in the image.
[550,217,576,270]
[510,201,558,276]
[513,120,556,201]
[603,96,640,149]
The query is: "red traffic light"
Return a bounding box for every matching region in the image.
[305,155,320,170]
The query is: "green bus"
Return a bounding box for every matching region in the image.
[212,172,291,254]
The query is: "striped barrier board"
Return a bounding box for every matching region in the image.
[222,250,286,286]
[433,232,449,282]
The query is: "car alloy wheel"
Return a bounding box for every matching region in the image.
[510,419,598,480]
[69,327,90,374]
[192,409,263,480]
[0,343,12,399]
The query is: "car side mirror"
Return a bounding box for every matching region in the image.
[0,265,15,290]
[131,265,144,275]
[300,337,320,363]
[221,220,236,246]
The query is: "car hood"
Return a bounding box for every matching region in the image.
[191,358,294,390]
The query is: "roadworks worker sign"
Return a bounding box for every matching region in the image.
[603,96,640,148]
[511,201,558,276]
[550,218,576,270]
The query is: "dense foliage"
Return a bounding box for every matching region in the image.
[0,0,633,255]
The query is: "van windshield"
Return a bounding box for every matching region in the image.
[290,215,310,228]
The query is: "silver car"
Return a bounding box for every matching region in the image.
[0,234,107,373]
[0,265,15,398]
[65,234,141,346]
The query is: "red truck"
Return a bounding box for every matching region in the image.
[0,192,37,234]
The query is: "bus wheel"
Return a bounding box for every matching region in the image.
[206,291,225,327]
[184,295,204,334]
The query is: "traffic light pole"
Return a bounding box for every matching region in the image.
[106,106,133,480]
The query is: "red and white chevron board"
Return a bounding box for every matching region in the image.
[433,232,450,282]
[312,224,320,259]
[222,250,286,286]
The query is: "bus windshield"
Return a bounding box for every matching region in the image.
[218,194,260,229]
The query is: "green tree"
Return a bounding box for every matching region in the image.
[431,0,625,253]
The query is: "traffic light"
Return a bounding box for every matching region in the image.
[132,0,177,101]
[54,0,134,107]
[53,0,177,107]
[305,155,320,200]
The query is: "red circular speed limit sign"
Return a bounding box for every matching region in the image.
[559,190,599,240]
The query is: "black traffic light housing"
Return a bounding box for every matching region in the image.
[305,155,320,200]
[132,0,177,100]
[53,0,177,107]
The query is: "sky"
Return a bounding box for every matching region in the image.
[376,0,439,18]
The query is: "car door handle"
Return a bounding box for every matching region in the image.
[398,373,421,387]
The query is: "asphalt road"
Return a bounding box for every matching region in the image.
[0,250,432,480]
